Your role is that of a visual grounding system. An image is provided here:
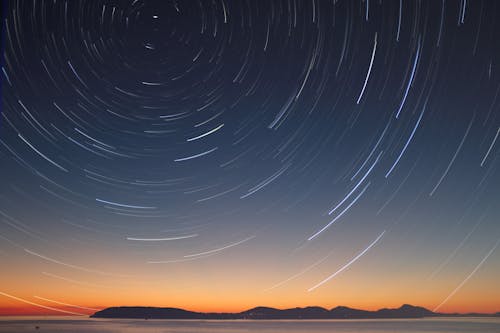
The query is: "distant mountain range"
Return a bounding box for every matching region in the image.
[90,304,500,319]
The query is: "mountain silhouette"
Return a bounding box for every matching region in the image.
[91,304,443,319]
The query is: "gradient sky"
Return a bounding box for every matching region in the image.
[1,0,499,316]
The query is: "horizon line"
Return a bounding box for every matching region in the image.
[1,303,499,317]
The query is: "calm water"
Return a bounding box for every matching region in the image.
[0,317,499,333]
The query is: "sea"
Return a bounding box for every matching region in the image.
[0,317,499,333]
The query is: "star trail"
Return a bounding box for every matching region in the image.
[0,0,499,315]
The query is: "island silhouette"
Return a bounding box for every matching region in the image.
[90,304,500,319]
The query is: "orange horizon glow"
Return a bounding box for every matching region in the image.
[1,239,499,318]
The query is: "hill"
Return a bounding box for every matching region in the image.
[91,304,439,319]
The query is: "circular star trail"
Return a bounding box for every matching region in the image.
[1,0,499,313]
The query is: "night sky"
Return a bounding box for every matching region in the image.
[1,0,499,315]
